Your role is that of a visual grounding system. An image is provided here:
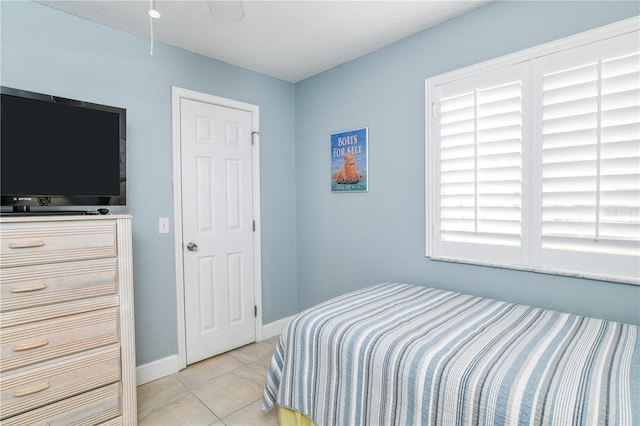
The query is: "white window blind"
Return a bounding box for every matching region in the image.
[433,64,527,265]
[539,32,640,279]
[427,21,640,283]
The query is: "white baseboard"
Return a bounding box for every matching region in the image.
[136,316,295,386]
[261,315,294,340]
[136,354,180,386]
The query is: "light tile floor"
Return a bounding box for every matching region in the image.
[137,336,280,426]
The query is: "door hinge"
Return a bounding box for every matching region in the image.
[254,305,258,317]
[251,131,259,145]
[432,102,436,118]
[253,220,256,232]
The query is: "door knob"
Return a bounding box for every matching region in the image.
[187,242,198,251]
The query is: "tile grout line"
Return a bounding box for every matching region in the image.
[173,347,271,424]
[220,397,265,423]
[215,350,266,422]
[172,373,220,422]
[173,365,257,423]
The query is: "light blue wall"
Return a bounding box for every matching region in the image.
[295,1,640,325]
[1,0,298,365]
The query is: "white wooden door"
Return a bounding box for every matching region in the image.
[180,98,255,365]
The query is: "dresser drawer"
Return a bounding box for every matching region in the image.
[1,308,119,373]
[0,346,120,419]
[0,221,116,268]
[0,258,117,313]
[0,382,120,426]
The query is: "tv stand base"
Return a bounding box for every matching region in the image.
[2,209,88,216]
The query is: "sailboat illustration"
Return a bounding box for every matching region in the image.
[333,152,360,184]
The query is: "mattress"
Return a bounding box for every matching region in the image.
[262,282,640,426]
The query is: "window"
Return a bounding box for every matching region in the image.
[426,19,639,284]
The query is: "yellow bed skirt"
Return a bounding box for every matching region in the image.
[278,406,315,426]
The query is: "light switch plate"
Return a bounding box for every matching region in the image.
[159,217,169,234]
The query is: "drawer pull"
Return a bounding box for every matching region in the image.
[13,339,49,352]
[10,282,48,293]
[14,381,50,397]
[8,240,46,249]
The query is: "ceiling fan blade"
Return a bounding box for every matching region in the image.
[207,1,245,23]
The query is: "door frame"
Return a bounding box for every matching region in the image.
[171,86,262,370]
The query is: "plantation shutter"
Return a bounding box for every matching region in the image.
[539,32,640,278]
[432,63,527,265]
[427,22,639,282]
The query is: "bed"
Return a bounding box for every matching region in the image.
[262,282,639,426]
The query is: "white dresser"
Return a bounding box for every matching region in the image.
[0,215,136,425]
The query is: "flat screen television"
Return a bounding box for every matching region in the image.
[1,86,126,214]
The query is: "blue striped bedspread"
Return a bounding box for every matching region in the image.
[262,282,640,426]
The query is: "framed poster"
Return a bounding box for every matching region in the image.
[331,127,368,192]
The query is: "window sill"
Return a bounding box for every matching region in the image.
[426,255,640,286]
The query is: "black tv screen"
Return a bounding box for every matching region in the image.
[1,87,126,212]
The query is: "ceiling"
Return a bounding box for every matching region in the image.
[37,0,491,83]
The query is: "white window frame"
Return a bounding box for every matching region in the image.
[425,16,640,285]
